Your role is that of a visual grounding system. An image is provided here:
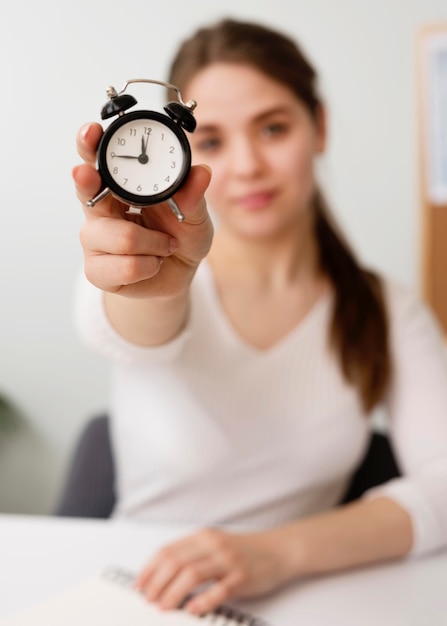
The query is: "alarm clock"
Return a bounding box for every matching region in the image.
[87,79,197,222]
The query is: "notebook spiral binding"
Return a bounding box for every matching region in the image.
[103,566,270,626]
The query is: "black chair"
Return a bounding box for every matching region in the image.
[55,415,400,518]
[55,414,115,518]
[341,431,400,503]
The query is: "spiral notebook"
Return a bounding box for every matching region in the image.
[1,566,269,626]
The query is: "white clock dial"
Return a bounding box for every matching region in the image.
[105,118,185,197]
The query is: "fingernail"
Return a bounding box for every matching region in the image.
[169,238,179,253]
[198,163,212,175]
[158,601,171,611]
[186,600,202,615]
[144,589,156,602]
[79,123,91,142]
[72,165,81,179]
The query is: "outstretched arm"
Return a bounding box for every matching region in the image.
[73,122,213,346]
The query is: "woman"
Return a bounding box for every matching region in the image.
[73,18,447,616]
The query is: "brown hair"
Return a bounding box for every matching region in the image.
[168,18,391,413]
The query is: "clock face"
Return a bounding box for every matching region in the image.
[98,110,191,206]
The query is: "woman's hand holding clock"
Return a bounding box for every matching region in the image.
[73,122,213,300]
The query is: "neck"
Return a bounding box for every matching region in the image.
[209,213,322,289]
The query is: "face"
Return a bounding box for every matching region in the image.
[184,62,326,239]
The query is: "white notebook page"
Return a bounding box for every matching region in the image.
[0,572,264,626]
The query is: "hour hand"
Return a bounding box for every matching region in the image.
[113,154,139,159]
[142,133,150,154]
[137,135,149,164]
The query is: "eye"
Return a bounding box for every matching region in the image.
[261,122,288,138]
[194,137,222,153]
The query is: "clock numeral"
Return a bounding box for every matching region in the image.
[171,161,176,169]
[137,185,142,192]
[113,167,118,175]
[129,128,136,136]
[161,133,165,140]
[169,146,175,154]
[123,178,128,186]
[144,127,152,135]
[117,138,126,146]
[165,176,170,183]
[153,184,159,192]
[111,152,116,159]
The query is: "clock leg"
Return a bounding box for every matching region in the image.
[126,206,143,215]
[86,187,111,208]
[166,198,185,222]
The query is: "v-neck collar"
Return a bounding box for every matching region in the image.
[198,259,332,358]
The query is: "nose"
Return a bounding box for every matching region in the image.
[227,135,266,178]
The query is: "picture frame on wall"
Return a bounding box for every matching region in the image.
[417,22,447,334]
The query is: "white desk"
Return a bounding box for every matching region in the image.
[0,514,446,625]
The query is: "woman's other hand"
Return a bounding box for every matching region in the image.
[135,528,292,616]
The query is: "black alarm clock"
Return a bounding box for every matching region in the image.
[87,79,197,221]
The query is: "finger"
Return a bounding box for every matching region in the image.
[136,530,232,608]
[84,252,163,291]
[73,163,103,207]
[171,164,211,225]
[185,572,245,616]
[137,554,182,604]
[76,122,103,165]
[137,529,223,592]
[157,559,224,611]
[80,217,179,257]
[73,164,126,219]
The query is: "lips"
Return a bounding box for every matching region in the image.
[234,190,276,210]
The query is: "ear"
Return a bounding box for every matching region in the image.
[314,103,327,154]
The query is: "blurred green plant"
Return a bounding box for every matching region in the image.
[0,394,19,434]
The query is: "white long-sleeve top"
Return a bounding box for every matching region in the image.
[74,261,447,557]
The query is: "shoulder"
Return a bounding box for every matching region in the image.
[380,275,445,351]
[381,275,435,324]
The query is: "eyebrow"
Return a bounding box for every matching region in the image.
[254,105,294,122]
[194,105,295,135]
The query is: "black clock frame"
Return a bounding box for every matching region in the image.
[97,110,192,207]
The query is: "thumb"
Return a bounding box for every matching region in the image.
[171,164,212,224]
